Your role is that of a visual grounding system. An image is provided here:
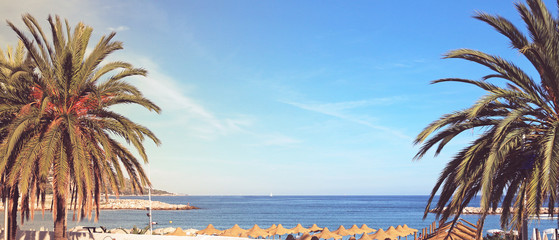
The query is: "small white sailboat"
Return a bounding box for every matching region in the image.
[270,193,273,197]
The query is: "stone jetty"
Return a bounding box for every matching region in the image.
[429,206,559,215]
[0,198,199,211]
[98,199,199,210]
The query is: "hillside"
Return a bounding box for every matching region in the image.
[43,178,175,196]
[110,178,175,196]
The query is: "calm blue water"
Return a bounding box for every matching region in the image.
[7,195,559,235]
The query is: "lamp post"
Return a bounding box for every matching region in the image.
[148,163,153,235]
[521,134,528,240]
[3,185,7,240]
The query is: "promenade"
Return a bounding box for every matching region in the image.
[0,230,246,240]
[429,207,559,215]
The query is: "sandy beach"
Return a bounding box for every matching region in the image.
[1,229,250,240]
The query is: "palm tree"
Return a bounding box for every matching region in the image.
[0,14,161,240]
[0,40,36,240]
[414,0,559,238]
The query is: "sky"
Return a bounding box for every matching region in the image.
[0,0,551,195]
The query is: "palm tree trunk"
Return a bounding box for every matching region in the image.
[521,217,528,240]
[8,186,18,240]
[521,182,528,240]
[53,191,68,240]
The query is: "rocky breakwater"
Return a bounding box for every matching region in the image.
[429,207,559,215]
[99,199,199,210]
[0,198,199,211]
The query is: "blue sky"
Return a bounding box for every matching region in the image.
[0,0,551,195]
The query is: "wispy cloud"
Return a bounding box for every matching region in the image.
[372,58,428,70]
[108,25,129,32]
[248,133,302,147]
[282,98,411,140]
[299,98,401,112]
[126,56,251,140]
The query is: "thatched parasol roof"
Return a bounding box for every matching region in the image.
[385,226,403,238]
[267,224,278,232]
[291,224,310,234]
[359,233,373,240]
[269,224,293,236]
[395,225,409,236]
[332,226,352,236]
[401,225,417,235]
[313,227,342,240]
[347,225,364,235]
[360,224,376,234]
[369,228,395,240]
[247,224,271,238]
[221,224,247,237]
[308,224,323,232]
[197,224,223,235]
[299,233,312,240]
[167,227,187,236]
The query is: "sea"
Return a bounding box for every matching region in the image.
[5,195,559,236]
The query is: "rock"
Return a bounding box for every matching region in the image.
[184,229,199,236]
[153,227,176,235]
[110,228,129,234]
[0,198,199,211]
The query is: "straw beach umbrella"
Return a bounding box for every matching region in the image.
[299,233,312,240]
[313,227,342,240]
[266,224,278,239]
[267,224,278,232]
[197,224,223,235]
[395,226,406,235]
[291,224,310,235]
[269,224,293,238]
[359,232,373,240]
[308,224,323,233]
[333,226,352,236]
[395,225,412,240]
[401,225,417,236]
[221,224,247,237]
[384,226,402,239]
[167,227,187,236]
[221,230,240,237]
[360,224,376,234]
[247,224,271,238]
[348,225,364,235]
[369,229,394,240]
